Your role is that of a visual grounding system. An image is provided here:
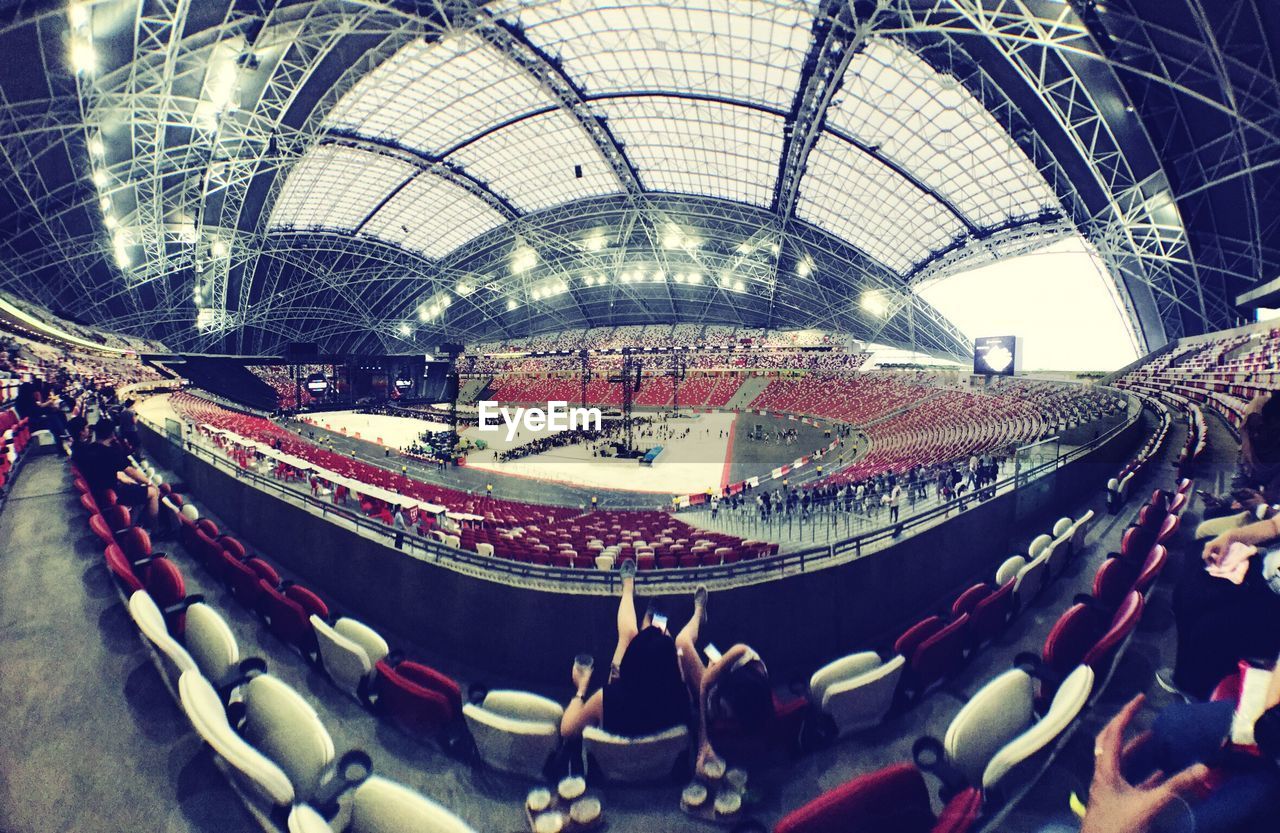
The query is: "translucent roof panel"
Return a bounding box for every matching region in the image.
[362,174,508,260]
[324,32,559,157]
[798,134,965,273]
[449,109,623,212]
[269,144,415,232]
[826,38,1057,227]
[500,0,814,109]
[599,96,785,207]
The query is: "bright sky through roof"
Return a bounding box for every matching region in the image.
[916,237,1140,371]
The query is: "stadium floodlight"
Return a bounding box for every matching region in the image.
[67,2,90,29]
[511,246,537,274]
[861,290,889,317]
[398,323,411,336]
[87,135,104,158]
[69,38,95,74]
[91,168,108,187]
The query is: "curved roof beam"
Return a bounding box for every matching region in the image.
[321,134,521,224]
[466,8,643,195]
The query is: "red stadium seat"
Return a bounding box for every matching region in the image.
[773,762,980,833]
[373,659,462,736]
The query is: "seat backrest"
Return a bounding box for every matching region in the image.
[1043,605,1101,677]
[462,690,563,779]
[1083,591,1144,671]
[1134,545,1168,595]
[1051,517,1073,538]
[243,674,335,801]
[772,762,936,833]
[313,616,385,701]
[911,614,970,689]
[981,665,1094,792]
[943,668,1035,786]
[995,555,1025,587]
[1070,510,1095,552]
[185,603,241,688]
[893,616,944,659]
[970,579,1016,642]
[350,776,477,833]
[128,590,196,684]
[374,661,457,735]
[950,584,990,618]
[103,543,144,594]
[178,670,294,808]
[1027,533,1053,559]
[1014,554,1048,601]
[1092,558,1138,610]
[582,724,690,782]
[817,654,907,736]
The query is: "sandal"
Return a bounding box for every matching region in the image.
[619,559,637,580]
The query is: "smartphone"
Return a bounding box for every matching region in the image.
[704,643,722,663]
[651,612,668,633]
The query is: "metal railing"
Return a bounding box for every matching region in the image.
[141,391,1141,596]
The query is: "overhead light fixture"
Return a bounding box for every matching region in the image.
[99,196,110,212]
[688,272,703,284]
[583,230,607,252]
[733,279,745,292]
[861,290,889,317]
[67,2,90,29]
[103,214,118,229]
[651,270,664,283]
[91,168,108,187]
[87,134,104,158]
[797,256,813,277]
[511,246,537,274]
[455,280,474,296]
[398,323,411,336]
[506,299,518,311]
[69,38,95,74]
[211,238,229,258]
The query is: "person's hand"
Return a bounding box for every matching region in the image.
[1233,489,1266,511]
[695,743,725,779]
[1080,695,1209,833]
[571,661,592,695]
[1202,530,1237,565]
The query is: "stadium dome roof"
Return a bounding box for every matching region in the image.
[0,0,1276,356]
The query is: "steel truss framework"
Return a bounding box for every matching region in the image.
[0,0,1274,357]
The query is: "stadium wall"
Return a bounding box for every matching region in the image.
[142,414,1142,686]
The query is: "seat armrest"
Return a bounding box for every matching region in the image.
[162,593,205,616]
[911,736,970,798]
[311,749,373,818]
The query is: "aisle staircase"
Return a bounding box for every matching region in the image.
[724,376,771,410]
[458,377,491,405]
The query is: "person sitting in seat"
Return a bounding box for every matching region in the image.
[74,420,159,525]
[559,566,775,779]
[1199,392,1280,521]
[560,561,694,742]
[1163,514,1280,699]
[15,381,70,451]
[66,416,92,455]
